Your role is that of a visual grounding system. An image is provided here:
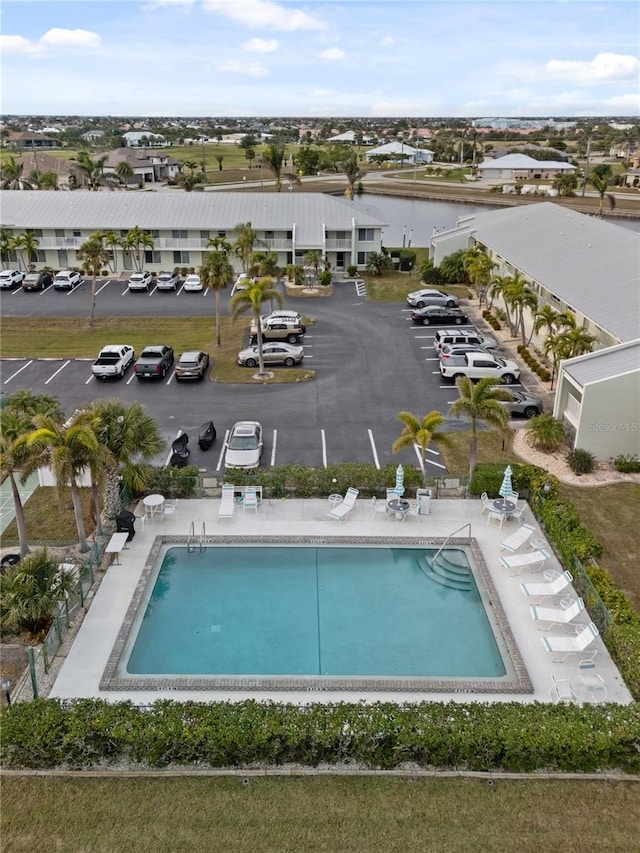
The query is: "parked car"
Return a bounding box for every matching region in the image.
[175,350,210,381]
[22,271,53,291]
[439,343,494,360]
[133,345,174,379]
[440,352,520,384]
[233,273,253,293]
[433,329,497,352]
[224,421,263,471]
[406,288,459,309]
[0,269,25,289]
[156,271,180,292]
[183,274,203,292]
[92,345,135,380]
[53,270,82,290]
[250,313,306,344]
[237,342,304,368]
[498,389,544,418]
[411,306,469,326]
[128,271,155,292]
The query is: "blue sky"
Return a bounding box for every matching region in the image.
[1,0,639,117]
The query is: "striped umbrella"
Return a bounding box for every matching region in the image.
[395,464,405,497]
[499,465,514,498]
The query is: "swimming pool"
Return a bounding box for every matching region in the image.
[102,536,530,693]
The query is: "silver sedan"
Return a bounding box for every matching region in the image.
[237,342,304,368]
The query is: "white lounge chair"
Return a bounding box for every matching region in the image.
[531,597,585,630]
[243,487,259,513]
[500,523,536,552]
[549,675,573,703]
[520,570,573,601]
[541,622,599,662]
[328,487,359,521]
[500,548,550,574]
[218,484,236,521]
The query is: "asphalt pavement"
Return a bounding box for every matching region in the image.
[1,276,532,474]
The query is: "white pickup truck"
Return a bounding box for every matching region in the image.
[92,345,135,380]
[439,352,520,384]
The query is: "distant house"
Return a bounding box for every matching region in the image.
[6,130,61,150]
[81,130,105,143]
[102,148,182,184]
[327,131,374,145]
[122,131,168,148]
[477,154,575,182]
[365,141,434,164]
[16,152,82,189]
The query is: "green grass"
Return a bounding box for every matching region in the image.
[1,777,639,852]
[0,317,315,385]
[438,428,520,476]
[0,485,94,547]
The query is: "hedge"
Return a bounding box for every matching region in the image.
[1,699,639,772]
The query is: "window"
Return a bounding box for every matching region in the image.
[358,228,374,242]
[73,231,81,238]
[173,251,189,264]
[145,250,161,264]
[55,229,65,239]
[357,251,374,265]
[217,230,226,238]
[264,230,274,240]
[200,231,210,240]
[58,250,68,267]
[172,229,188,239]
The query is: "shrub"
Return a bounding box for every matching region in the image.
[346,264,358,277]
[136,465,200,499]
[566,448,595,475]
[421,265,443,285]
[614,454,640,473]
[527,414,565,452]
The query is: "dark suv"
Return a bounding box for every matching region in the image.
[22,271,53,291]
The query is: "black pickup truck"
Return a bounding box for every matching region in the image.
[133,344,174,380]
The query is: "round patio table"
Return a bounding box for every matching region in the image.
[143,494,165,517]
[493,498,516,514]
[387,498,410,520]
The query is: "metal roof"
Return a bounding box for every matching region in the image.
[464,202,640,342]
[563,340,640,386]
[0,191,385,245]
[478,154,575,171]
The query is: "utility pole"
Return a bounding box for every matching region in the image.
[581,134,592,198]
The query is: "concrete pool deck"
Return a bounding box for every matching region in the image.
[49,497,633,706]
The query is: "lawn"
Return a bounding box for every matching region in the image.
[438,428,520,476]
[0,485,94,548]
[2,776,638,852]
[0,317,315,385]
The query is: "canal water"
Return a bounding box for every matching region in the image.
[350,193,640,248]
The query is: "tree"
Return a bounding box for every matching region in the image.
[28,169,59,190]
[75,152,119,190]
[122,226,154,271]
[183,160,199,174]
[448,377,511,478]
[1,156,33,190]
[201,238,235,347]
[13,231,40,270]
[244,148,256,168]
[553,172,578,196]
[0,392,63,558]
[250,250,280,279]
[262,142,286,191]
[392,410,451,488]
[438,250,469,284]
[234,222,259,272]
[101,230,121,273]
[77,232,109,329]
[303,249,323,283]
[589,169,616,216]
[503,273,538,345]
[0,549,78,636]
[462,246,495,304]
[366,252,394,275]
[86,399,165,494]
[115,160,134,186]
[340,154,365,199]
[26,413,101,553]
[230,278,284,378]
[527,413,565,452]
[215,154,224,171]
[177,171,201,191]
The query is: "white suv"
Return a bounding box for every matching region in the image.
[128,271,155,292]
[0,269,25,289]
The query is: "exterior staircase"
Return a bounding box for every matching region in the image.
[417,549,473,591]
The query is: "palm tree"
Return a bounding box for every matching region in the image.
[77,233,109,329]
[101,230,121,273]
[303,249,323,284]
[183,160,199,174]
[529,303,561,345]
[122,226,153,271]
[1,156,33,190]
[392,410,451,488]
[201,238,235,347]
[86,399,165,494]
[463,247,495,305]
[448,377,511,478]
[555,326,595,359]
[75,152,119,191]
[366,252,394,275]
[234,222,259,272]
[262,142,286,191]
[340,154,364,199]
[13,231,40,271]
[26,414,100,553]
[250,250,280,279]
[589,169,615,216]
[115,161,135,187]
[0,549,78,636]
[230,278,284,377]
[504,275,538,345]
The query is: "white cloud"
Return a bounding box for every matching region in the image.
[545,53,639,84]
[0,35,43,56]
[216,60,269,77]
[380,36,394,46]
[319,48,345,61]
[203,0,325,31]
[309,88,334,98]
[370,100,440,117]
[243,38,278,54]
[142,0,194,10]
[39,28,102,50]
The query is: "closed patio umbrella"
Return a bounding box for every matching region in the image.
[395,464,405,497]
[499,465,514,498]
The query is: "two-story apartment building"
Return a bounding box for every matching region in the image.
[0,191,386,274]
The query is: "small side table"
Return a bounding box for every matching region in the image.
[328,494,343,508]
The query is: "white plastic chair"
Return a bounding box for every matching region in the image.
[487,509,506,528]
[371,496,389,519]
[480,492,492,515]
[243,487,259,513]
[162,499,178,518]
[507,502,526,524]
[549,675,573,703]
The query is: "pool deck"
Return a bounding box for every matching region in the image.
[50,497,633,706]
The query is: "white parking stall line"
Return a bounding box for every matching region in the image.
[216,429,230,472]
[85,373,94,385]
[320,428,327,468]
[96,280,111,295]
[367,429,380,469]
[126,372,137,385]
[40,285,54,296]
[3,360,33,384]
[149,286,158,296]
[121,285,129,296]
[413,443,446,470]
[413,335,435,339]
[177,284,186,295]
[270,429,277,466]
[166,370,176,385]
[44,360,71,384]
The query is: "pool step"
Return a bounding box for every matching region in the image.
[417,552,473,591]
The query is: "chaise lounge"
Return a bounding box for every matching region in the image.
[328,487,359,521]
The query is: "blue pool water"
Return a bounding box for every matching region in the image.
[127,546,506,678]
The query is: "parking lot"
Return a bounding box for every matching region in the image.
[1,278,531,474]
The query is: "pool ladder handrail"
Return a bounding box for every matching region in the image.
[432,523,471,564]
[187,521,206,553]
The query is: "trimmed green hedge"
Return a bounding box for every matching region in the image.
[1,699,639,772]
